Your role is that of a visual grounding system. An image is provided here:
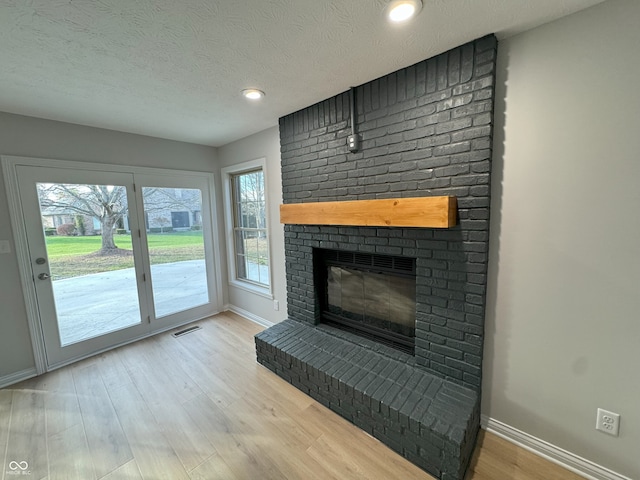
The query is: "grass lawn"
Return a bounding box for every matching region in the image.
[47,231,206,280]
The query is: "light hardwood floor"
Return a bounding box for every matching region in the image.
[0,312,584,480]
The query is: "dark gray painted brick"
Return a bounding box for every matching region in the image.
[272,34,496,480]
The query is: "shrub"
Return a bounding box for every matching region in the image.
[191,225,202,231]
[56,223,76,236]
[44,228,57,236]
[116,229,127,234]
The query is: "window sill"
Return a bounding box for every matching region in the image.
[228,279,273,300]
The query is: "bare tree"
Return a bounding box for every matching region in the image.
[153,215,171,233]
[235,171,266,232]
[38,184,203,255]
[38,183,127,255]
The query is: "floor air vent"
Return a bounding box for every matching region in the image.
[172,325,201,337]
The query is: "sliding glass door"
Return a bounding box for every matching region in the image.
[142,186,208,318]
[13,163,218,368]
[136,174,217,333]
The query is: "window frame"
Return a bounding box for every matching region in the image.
[221,158,272,298]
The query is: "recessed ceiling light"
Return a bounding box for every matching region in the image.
[387,0,422,23]
[241,88,265,100]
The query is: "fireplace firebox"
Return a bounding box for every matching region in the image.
[315,249,416,354]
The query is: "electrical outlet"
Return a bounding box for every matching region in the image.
[273,300,279,311]
[596,408,620,436]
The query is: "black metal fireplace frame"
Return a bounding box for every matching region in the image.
[314,248,416,354]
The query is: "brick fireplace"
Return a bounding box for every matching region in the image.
[256,35,496,480]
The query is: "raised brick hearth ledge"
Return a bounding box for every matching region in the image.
[256,320,479,480]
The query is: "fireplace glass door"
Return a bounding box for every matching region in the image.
[319,250,416,353]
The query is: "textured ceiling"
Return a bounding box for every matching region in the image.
[0,0,606,147]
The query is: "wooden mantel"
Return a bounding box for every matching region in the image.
[279,196,457,228]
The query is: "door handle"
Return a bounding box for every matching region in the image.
[38,273,51,280]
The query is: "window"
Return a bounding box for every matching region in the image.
[222,159,271,295]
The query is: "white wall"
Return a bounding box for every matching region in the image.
[485,0,640,477]
[216,126,287,325]
[0,112,216,380]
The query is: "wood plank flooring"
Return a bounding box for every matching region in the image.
[0,312,584,480]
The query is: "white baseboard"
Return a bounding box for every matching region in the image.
[0,367,38,389]
[224,304,275,328]
[481,415,632,480]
